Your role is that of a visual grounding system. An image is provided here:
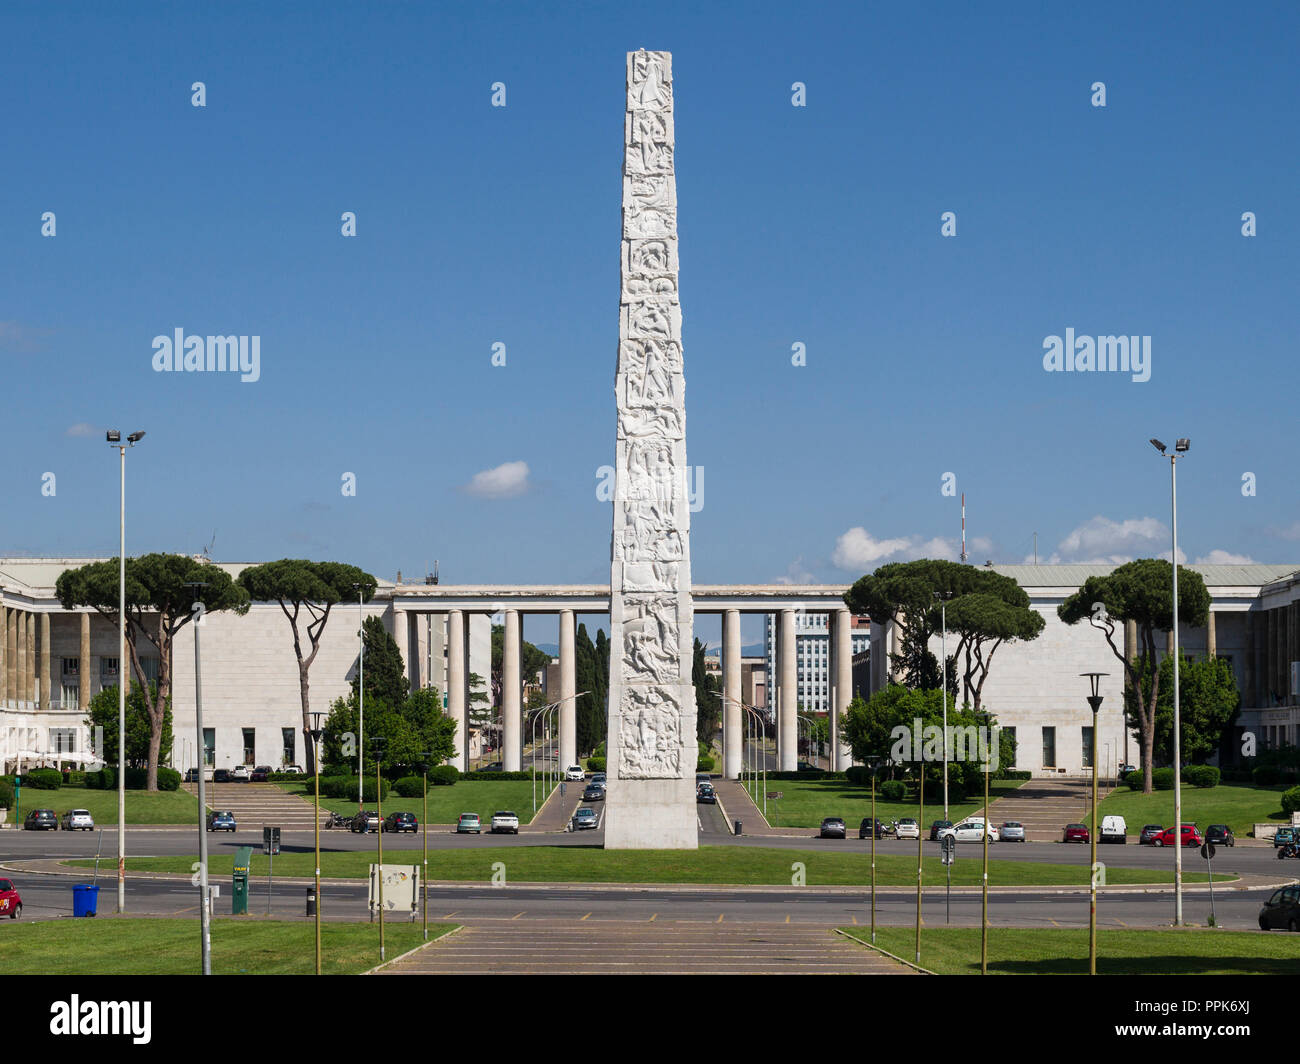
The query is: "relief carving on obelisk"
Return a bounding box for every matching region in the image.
[608,49,696,788]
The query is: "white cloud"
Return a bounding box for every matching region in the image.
[462,460,530,499]
[773,556,816,585]
[1270,521,1300,542]
[65,422,97,437]
[832,527,912,570]
[1193,549,1257,565]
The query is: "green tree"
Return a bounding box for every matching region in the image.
[237,559,377,776]
[466,671,493,765]
[351,615,409,708]
[1124,653,1240,766]
[322,685,456,777]
[574,624,601,756]
[86,684,173,772]
[692,638,722,746]
[940,590,1045,712]
[1059,559,1211,793]
[490,624,554,706]
[57,554,249,790]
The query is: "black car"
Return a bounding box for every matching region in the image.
[23,809,58,831]
[859,817,888,840]
[1205,824,1235,847]
[583,783,606,802]
[929,819,954,841]
[383,811,418,833]
[695,784,717,804]
[1258,884,1300,932]
[819,817,846,839]
[1138,824,1165,845]
[213,769,232,783]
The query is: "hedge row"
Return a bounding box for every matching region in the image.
[586,758,607,773]
[1252,766,1300,786]
[318,775,390,801]
[1124,766,1222,791]
[20,768,63,790]
[85,767,181,791]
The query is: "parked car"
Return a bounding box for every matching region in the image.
[206,810,237,832]
[819,817,847,839]
[895,818,920,841]
[383,811,418,833]
[280,765,304,775]
[231,766,252,782]
[696,783,717,804]
[1273,827,1296,849]
[859,817,888,840]
[184,767,214,783]
[695,773,712,788]
[591,773,607,787]
[0,878,22,919]
[1205,824,1235,847]
[1100,815,1128,844]
[929,819,954,841]
[456,813,482,834]
[565,765,586,781]
[350,810,381,833]
[571,808,599,830]
[1063,823,1090,843]
[1258,885,1300,931]
[940,820,997,843]
[1138,823,1165,845]
[997,822,1026,842]
[60,809,94,831]
[250,766,272,782]
[23,809,58,831]
[1153,824,1203,848]
[583,783,607,802]
[490,811,520,834]
[213,769,232,783]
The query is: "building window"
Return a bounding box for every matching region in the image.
[50,728,77,755]
[1003,727,1016,768]
[282,728,295,767]
[242,728,256,765]
[60,659,79,709]
[1042,726,1056,768]
[100,658,119,688]
[203,728,215,767]
[1082,726,1094,769]
[139,657,160,687]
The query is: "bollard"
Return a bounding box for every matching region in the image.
[734,820,742,836]
[306,886,317,917]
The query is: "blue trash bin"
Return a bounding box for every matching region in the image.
[73,884,99,917]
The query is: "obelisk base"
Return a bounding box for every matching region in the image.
[603,778,699,850]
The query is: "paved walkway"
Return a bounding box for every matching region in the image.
[711,777,806,837]
[520,779,588,833]
[374,921,915,975]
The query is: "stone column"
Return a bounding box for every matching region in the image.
[446,610,466,771]
[0,603,9,708]
[79,613,91,711]
[40,614,51,712]
[722,609,741,779]
[19,612,31,709]
[502,610,522,771]
[391,607,410,691]
[559,609,576,769]
[1206,609,1217,659]
[833,608,853,770]
[778,609,797,771]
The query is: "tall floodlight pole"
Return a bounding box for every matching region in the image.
[1082,673,1107,975]
[418,751,431,941]
[1151,437,1189,926]
[184,581,211,974]
[916,765,923,965]
[308,711,325,974]
[354,584,365,810]
[868,757,880,944]
[106,429,144,915]
[981,704,991,975]
[372,735,387,961]
[936,592,950,820]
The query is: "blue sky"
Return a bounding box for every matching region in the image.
[4,1,1298,625]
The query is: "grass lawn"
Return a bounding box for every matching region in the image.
[1091,782,1294,837]
[7,784,200,825]
[277,779,555,824]
[80,845,1229,887]
[737,776,1027,830]
[845,925,1300,975]
[0,918,455,974]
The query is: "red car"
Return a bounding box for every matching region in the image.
[1153,825,1203,848]
[0,878,22,919]
[1063,823,1090,843]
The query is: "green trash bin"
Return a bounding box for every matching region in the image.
[232,845,252,915]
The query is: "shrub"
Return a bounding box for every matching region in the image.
[394,776,425,798]
[880,780,906,802]
[429,765,460,787]
[67,770,86,786]
[1125,770,1145,791]
[462,771,545,781]
[1001,769,1033,781]
[23,768,63,790]
[586,757,607,773]
[319,775,389,801]
[1252,766,1282,786]
[1281,786,1300,817]
[696,757,714,773]
[844,766,867,786]
[1181,765,1220,789]
[1152,767,1176,790]
[0,778,13,808]
[155,767,181,792]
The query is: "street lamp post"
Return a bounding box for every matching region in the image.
[916,761,923,965]
[354,585,365,811]
[867,756,881,944]
[308,711,325,975]
[418,751,431,941]
[529,695,587,817]
[1082,672,1107,975]
[184,581,211,975]
[724,696,767,821]
[371,735,387,961]
[935,591,951,821]
[1151,436,1189,926]
[106,429,144,915]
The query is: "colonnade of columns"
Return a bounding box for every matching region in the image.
[0,603,63,712]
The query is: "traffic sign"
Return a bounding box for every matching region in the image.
[1200,841,1216,861]
[941,835,956,865]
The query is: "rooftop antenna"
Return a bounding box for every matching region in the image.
[960,493,967,563]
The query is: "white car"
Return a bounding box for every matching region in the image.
[895,818,920,840]
[61,809,95,831]
[565,765,586,782]
[491,811,520,835]
[939,820,998,843]
[231,766,252,781]
[280,765,304,775]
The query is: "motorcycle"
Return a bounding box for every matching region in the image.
[1277,841,1300,859]
[325,810,353,830]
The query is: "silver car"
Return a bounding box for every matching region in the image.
[999,821,1026,842]
[572,808,599,830]
[61,809,95,831]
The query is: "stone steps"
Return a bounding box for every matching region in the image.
[987,777,1116,842]
[184,781,321,829]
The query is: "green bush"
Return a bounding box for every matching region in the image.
[462,771,545,782]
[696,757,714,773]
[880,780,906,802]
[429,765,459,787]
[1125,770,1145,791]
[156,767,181,791]
[1152,767,1176,790]
[319,775,389,801]
[67,770,87,786]
[586,757,607,773]
[394,776,425,798]
[1253,766,1287,786]
[1001,769,1033,780]
[1181,765,1220,789]
[23,768,63,790]
[0,778,13,808]
[1281,786,1300,817]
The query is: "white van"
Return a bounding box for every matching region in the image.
[1100,815,1127,844]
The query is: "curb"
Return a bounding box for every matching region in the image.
[361,923,462,974]
[834,927,935,974]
